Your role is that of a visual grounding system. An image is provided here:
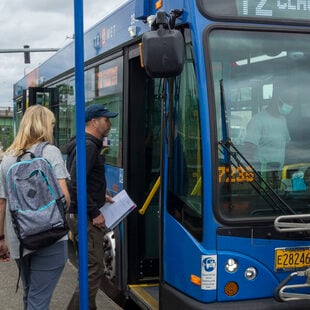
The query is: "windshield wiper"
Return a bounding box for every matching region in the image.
[219,139,296,215]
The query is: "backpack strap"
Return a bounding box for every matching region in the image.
[15,244,24,293]
[16,248,31,293]
[34,141,49,158]
[16,151,35,162]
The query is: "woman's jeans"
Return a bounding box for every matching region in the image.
[16,240,68,310]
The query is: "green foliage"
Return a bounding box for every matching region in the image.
[0,126,13,150]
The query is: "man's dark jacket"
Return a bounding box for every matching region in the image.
[66,134,107,219]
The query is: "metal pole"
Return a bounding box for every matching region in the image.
[73,1,88,309]
[0,48,59,53]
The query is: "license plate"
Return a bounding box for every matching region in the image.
[275,247,310,271]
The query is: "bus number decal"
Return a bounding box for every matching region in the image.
[256,0,272,16]
[218,166,254,183]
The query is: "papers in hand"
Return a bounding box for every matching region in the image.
[100,189,136,230]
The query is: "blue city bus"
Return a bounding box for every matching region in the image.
[13,0,310,308]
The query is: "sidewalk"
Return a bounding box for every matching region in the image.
[0,258,123,309]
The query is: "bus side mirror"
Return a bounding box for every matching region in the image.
[141,26,184,78]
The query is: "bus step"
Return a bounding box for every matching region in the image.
[128,284,159,310]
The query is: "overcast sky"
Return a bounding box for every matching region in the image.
[0,0,128,107]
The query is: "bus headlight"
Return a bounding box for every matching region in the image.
[225,258,238,273]
[245,267,257,280]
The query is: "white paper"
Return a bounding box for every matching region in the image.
[99,189,136,230]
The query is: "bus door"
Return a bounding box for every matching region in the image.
[16,87,60,144]
[124,48,161,307]
[14,90,26,135]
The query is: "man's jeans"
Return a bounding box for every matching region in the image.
[66,214,106,310]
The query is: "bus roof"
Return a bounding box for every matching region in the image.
[13,0,152,98]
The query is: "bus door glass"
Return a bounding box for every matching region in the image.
[125,54,161,283]
[15,87,59,143]
[28,87,54,107]
[14,90,26,133]
[55,80,75,150]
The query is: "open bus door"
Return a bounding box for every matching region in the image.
[97,46,162,308]
[99,11,186,309]
[15,87,60,145]
[121,12,185,310]
[125,56,161,309]
[101,20,184,306]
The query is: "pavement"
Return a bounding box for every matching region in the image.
[0,257,123,310]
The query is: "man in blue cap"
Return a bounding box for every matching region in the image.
[66,104,118,310]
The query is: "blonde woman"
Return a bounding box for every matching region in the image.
[0,105,70,310]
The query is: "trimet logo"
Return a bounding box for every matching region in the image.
[202,257,216,272]
[93,33,101,51]
[93,28,107,53]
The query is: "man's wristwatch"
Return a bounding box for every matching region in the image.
[0,235,5,241]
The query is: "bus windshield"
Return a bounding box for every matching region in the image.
[208,29,310,221]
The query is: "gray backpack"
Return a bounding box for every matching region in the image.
[6,142,68,252]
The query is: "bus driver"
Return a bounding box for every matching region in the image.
[243,82,293,182]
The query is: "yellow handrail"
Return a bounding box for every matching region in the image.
[191,176,201,196]
[139,176,160,215]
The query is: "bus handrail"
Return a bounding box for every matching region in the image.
[274,214,310,232]
[274,269,310,302]
[139,177,160,215]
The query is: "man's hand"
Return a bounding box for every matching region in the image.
[105,194,114,203]
[0,239,8,253]
[92,213,105,228]
[0,240,9,262]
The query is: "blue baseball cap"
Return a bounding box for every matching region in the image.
[85,104,118,122]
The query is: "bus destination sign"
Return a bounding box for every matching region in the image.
[198,0,310,22]
[238,0,310,19]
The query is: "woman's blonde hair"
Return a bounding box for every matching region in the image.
[6,105,55,156]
